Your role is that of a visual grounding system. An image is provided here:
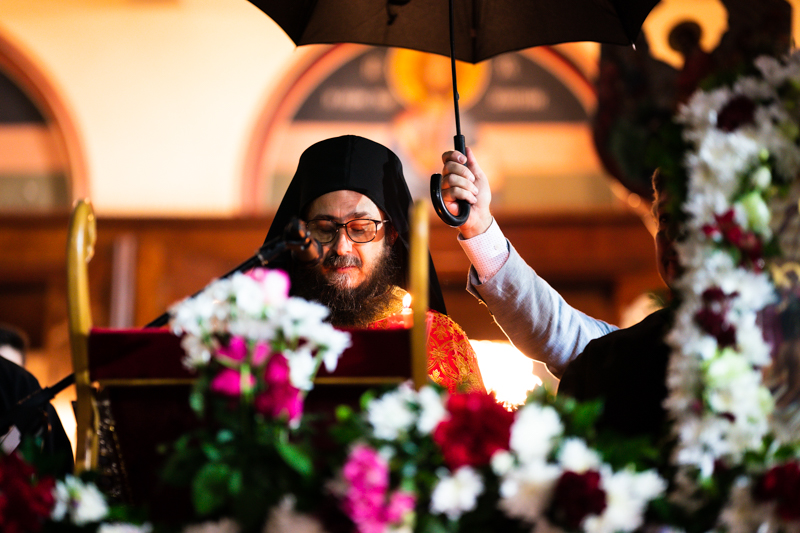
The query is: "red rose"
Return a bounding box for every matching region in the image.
[549,470,607,530]
[754,461,800,521]
[432,391,515,469]
[0,452,56,533]
[717,95,756,132]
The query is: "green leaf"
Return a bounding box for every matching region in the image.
[276,439,313,477]
[217,429,235,443]
[335,404,354,422]
[201,442,221,462]
[228,468,243,495]
[192,463,232,515]
[189,388,205,414]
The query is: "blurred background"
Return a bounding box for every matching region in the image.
[1,0,796,450]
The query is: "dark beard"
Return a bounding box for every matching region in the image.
[289,245,399,328]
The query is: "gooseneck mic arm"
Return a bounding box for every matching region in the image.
[145,217,317,328]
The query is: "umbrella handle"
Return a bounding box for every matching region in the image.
[430,134,470,227]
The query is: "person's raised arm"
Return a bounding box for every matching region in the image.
[437,147,617,379]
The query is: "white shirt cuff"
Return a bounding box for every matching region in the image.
[457,218,510,283]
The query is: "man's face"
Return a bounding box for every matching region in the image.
[304,190,394,290]
[0,345,24,367]
[654,190,680,288]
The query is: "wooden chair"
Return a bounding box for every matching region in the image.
[66,198,97,473]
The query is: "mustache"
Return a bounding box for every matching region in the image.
[323,253,362,269]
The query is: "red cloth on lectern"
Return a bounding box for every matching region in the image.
[368,310,485,394]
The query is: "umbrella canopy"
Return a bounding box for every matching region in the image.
[252,0,660,64]
[251,0,662,225]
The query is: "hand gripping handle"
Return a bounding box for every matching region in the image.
[430,134,471,227]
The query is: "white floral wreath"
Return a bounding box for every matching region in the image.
[665,51,800,528]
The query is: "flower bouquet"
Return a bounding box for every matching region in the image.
[162,268,351,532]
[329,385,666,533]
[0,439,150,533]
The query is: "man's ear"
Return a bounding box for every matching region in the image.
[387,224,399,246]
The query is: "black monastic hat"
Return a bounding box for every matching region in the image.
[263,135,447,315]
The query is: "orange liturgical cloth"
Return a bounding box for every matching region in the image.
[368,310,486,394]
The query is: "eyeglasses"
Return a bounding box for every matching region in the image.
[305,218,389,244]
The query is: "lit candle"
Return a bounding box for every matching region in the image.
[401,292,413,328]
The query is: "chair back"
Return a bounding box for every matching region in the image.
[66,199,97,472]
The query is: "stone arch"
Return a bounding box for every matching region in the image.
[0,31,88,206]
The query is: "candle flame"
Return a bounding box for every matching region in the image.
[402,293,412,308]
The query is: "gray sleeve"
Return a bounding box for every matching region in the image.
[466,242,617,379]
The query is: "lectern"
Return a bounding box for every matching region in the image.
[66,199,430,505]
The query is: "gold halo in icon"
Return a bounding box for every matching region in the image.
[385,48,491,110]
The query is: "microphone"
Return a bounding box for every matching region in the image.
[284,218,322,266]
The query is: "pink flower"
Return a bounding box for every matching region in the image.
[216,336,248,362]
[210,368,255,397]
[386,491,415,522]
[247,268,290,306]
[340,444,415,533]
[252,341,271,366]
[254,354,302,422]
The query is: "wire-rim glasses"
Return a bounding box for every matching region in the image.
[305,218,390,244]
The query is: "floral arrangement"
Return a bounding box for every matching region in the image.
[162,268,351,531]
[657,50,800,531]
[330,385,666,533]
[0,442,150,533]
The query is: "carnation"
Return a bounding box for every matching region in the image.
[430,466,484,520]
[509,403,563,463]
[416,385,447,435]
[432,391,515,469]
[498,458,561,522]
[367,384,417,440]
[51,475,109,526]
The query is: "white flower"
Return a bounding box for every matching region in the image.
[231,273,265,316]
[98,524,153,533]
[557,438,602,473]
[498,459,561,522]
[51,475,110,526]
[490,450,515,476]
[284,346,317,390]
[416,386,447,435]
[255,269,291,307]
[180,335,212,370]
[430,466,484,520]
[367,383,417,440]
[583,467,666,533]
[310,324,351,373]
[509,404,563,463]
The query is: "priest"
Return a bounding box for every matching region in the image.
[263,135,485,394]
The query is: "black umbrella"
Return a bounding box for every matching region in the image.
[250,0,661,225]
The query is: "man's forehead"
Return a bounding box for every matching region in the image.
[306,190,383,220]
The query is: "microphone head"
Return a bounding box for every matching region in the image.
[284,218,322,266]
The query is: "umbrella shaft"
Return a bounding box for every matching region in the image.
[449,0,461,138]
